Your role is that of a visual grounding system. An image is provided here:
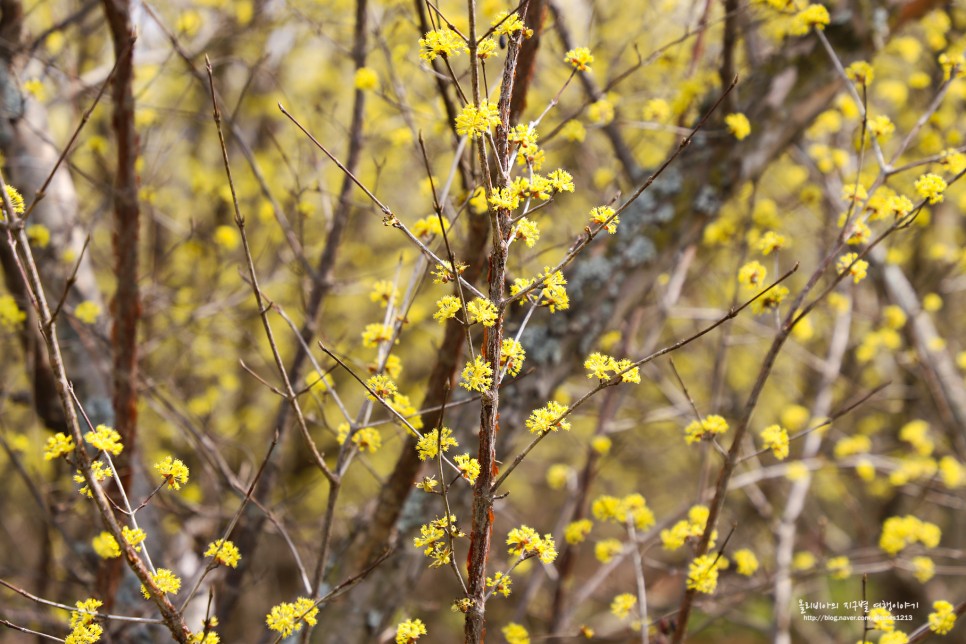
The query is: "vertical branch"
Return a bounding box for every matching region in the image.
[100,0,140,607]
[463,16,525,644]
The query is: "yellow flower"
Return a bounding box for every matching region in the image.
[500,338,526,377]
[507,526,556,563]
[418,28,467,62]
[154,456,189,490]
[476,37,498,59]
[738,260,767,288]
[790,4,830,35]
[526,400,570,433]
[466,297,498,327]
[213,225,239,250]
[460,355,493,392]
[395,617,428,644]
[265,597,318,637]
[366,374,397,400]
[85,425,123,456]
[454,453,481,485]
[593,538,623,563]
[868,115,894,141]
[684,414,729,444]
[564,519,593,545]
[565,47,594,71]
[846,60,875,85]
[361,323,393,347]
[589,205,619,234]
[687,554,720,594]
[92,532,121,559]
[44,432,75,460]
[27,224,50,248]
[734,549,759,576]
[929,600,956,635]
[502,623,530,644]
[69,598,102,631]
[204,539,241,568]
[587,98,614,125]
[354,67,378,91]
[915,173,947,204]
[122,526,146,551]
[492,11,528,37]
[610,593,637,619]
[837,253,868,283]
[0,294,26,330]
[140,568,181,599]
[643,98,671,122]
[725,113,751,140]
[486,571,512,597]
[1,184,25,219]
[826,555,851,579]
[352,427,381,453]
[547,169,575,193]
[868,606,895,632]
[757,231,787,255]
[455,100,500,139]
[433,295,461,323]
[760,425,790,460]
[74,301,102,325]
[911,556,935,582]
[514,217,540,248]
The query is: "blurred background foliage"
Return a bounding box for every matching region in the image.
[2,0,966,641]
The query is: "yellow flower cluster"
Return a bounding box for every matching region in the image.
[454,453,481,485]
[826,555,851,579]
[868,606,895,632]
[460,355,493,392]
[506,525,557,563]
[396,618,428,643]
[0,294,26,330]
[92,532,121,559]
[455,100,500,139]
[725,112,751,140]
[140,568,181,599]
[734,549,759,576]
[760,424,790,459]
[563,45,594,72]
[928,600,956,635]
[361,323,393,347]
[67,598,103,644]
[500,338,526,377]
[466,297,498,326]
[154,456,189,490]
[661,505,714,550]
[595,538,623,563]
[486,571,512,597]
[588,205,619,234]
[684,414,729,444]
[914,173,947,204]
[591,493,655,530]
[687,554,723,594]
[416,427,458,460]
[205,539,242,568]
[44,432,75,460]
[418,28,467,62]
[366,374,397,400]
[514,217,540,247]
[846,60,874,85]
[434,295,461,323]
[85,424,123,456]
[583,352,641,383]
[525,400,570,433]
[564,519,593,544]
[265,597,318,637]
[789,3,830,35]
[502,623,529,644]
[879,515,941,555]
[414,515,464,568]
[610,593,637,619]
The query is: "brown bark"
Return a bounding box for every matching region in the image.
[99,0,141,609]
